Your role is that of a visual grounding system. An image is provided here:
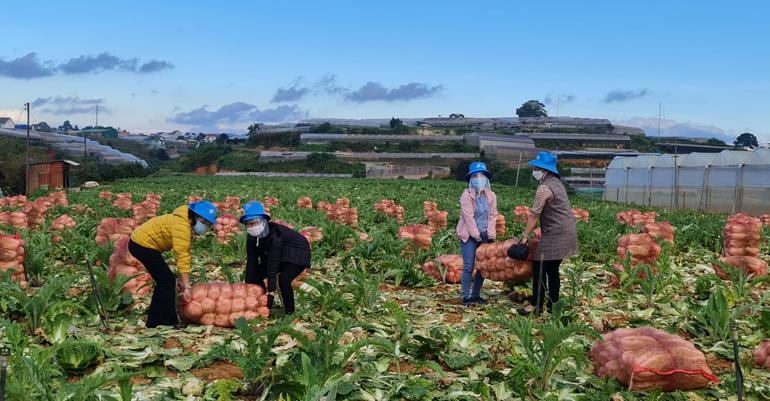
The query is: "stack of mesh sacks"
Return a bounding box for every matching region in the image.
[299,226,323,248]
[714,214,766,281]
[297,197,313,209]
[264,197,279,207]
[762,214,770,226]
[316,201,331,211]
[1,195,27,208]
[571,207,589,222]
[23,200,50,229]
[422,201,447,234]
[374,200,405,223]
[95,218,138,245]
[0,211,28,229]
[336,198,350,208]
[50,214,76,243]
[422,254,464,283]
[50,191,68,207]
[616,210,659,227]
[188,195,203,204]
[611,233,662,283]
[214,214,241,244]
[326,206,358,227]
[178,282,270,327]
[398,224,432,252]
[642,222,675,245]
[132,193,162,223]
[0,233,26,288]
[590,327,718,391]
[99,191,113,201]
[113,193,133,210]
[474,238,540,282]
[215,196,242,215]
[107,238,153,295]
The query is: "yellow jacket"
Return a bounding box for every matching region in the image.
[130,205,194,274]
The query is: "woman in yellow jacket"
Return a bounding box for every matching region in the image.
[129,201,218,328]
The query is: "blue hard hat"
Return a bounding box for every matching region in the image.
[240,201,271,224]
[528,152,559,175]
[465,162,493,182]
[189,201,218,225]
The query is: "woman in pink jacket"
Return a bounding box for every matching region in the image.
[456,162,498,307]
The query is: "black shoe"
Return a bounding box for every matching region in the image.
[470,297,489,305]
[516,307,542,317]
[462,298,473,307]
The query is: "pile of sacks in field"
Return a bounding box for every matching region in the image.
[714,214,767,281]
[422,254,464,283]
[99,191,113,201]
[513,205,530,223]
[398,224,432,252]
[215,196,242,215]
[107,238,153,295]
[214,214,241,244]
[326,206,358,227]
[591,327,718,391]
[132,193,162,223]
[263,197,279,207]
[616,210,659,227]
[299,226,323,248]
[316,201,331,211]
[113,193,133,210]
[642,221,675,245]
[0,195,27,208]
[0,211,28,229]
[762,214,770,226]
[0,233,26,288]
[188,195,203,204]
[611,233,662,282]
[95,218,138,245]
[422,201,447,234]
[474,238,540,282]
[23,200,50,229]
[572,207,589,222]
[336,198,350,208]
[374,200,405,223]
[297,197,313,209]
[178,282,270,327]
[50,214,76,243]
[50,191,68,207]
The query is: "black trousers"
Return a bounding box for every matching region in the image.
[531,259,563,311]
[128,239,178,328]
[251,262,305,315]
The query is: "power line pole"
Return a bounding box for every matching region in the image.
[557,94,560,117]
[657,103,662,138]
[95,105,99,128]
[25,102,30,196]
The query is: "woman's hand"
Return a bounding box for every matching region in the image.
[182,287,192,302]
[176,281,186,293]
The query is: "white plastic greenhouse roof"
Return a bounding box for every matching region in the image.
[711,150,752,167]
[652,154,686,168]
[607,156,636,169]
[745,148,770,165]
[680,152,718,168]
[629,155,661,168]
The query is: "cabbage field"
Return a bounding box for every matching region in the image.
[0,176,769,401]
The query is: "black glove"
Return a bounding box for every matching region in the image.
[267,294,274,309]
[487,238,495,243]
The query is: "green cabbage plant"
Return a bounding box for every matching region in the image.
[55,341,103,374]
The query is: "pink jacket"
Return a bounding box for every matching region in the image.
[456,188,498,242]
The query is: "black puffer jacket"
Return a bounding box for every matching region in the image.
[245,222,311,292]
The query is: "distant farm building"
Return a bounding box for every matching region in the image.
[0,117,14,129]
[80,128,119,138]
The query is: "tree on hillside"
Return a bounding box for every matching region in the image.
[247,123,261,135]
[516,100,548,117]
[389,117,403,129]
[706,138,727,146]
[216,134,229,145]
[34,122,51,132]
[196,133,206,141]
[58,120,73,132]
[734,133,758,149]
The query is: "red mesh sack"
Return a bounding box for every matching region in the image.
[761,214,770,227]
[188,195,203,204]
[336,198,350,208]
[23,201,49,229]
[50,191,68,207]
[179,282,269,327]
[326,206,358,227]
[99,191,113,201]
[264,197,279,207]
[50,214,76,243]
[398,224,432,252]
[216,196,242,215]
[107,238,153,295]
[214,213,241,244]
[496,214,506,238]
[95,218,138,245]
[0,211,29,229]
[132,201,159,224]
[423,201,437,215]
[513,205,531,223]
[0,233,26,288]
[422,254,464,283]
[755,340,770,369]
[572,207,589,222]
[375,200,405,223]
[316,201,331,211]
[611,233,661,283]
[712,256,768,281]
[590,326,719,391]
[297,197,313,209]
[425,210,448,234]
[7,195,27,208]
[533,227,541,240]
[642,222,675,245]
[723,214,762,257]
[474,238,539,282]
[300,226,323,248]
[112,194,132,210]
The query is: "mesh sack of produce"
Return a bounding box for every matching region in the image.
[422,254,464,283]
[145,193,162,208]
[72,205,94,215]
[642,222,675,245]
[188,195,203,204]
[590,326,719,391]
[7,195,27,208]
[533,227,541,239]
[398,224,432,252]
[426,210,448,234]
[112,194,132,210]
[33,196,53,209]
[51,191,69,207]
[216,196,242,215]
[0,233,26,288]
[755,341,770,369]
[336,198,350,208]
[571,207,589,222]
[0,211,29,229]
[762,214,770,226]
[107,238,153,295]
[178,282,270,327]
[423,201,437,214]
[513,205,531,223]
[299,226,323,248]
[611,233,661,283]
[95,218,138,245]
[712,256,768,281]
[474,238,539,282]
[292,269,309,289]
[273,220,294,229]
[99,191,113,201]
[23,201,49,228]
[496,214,506,238]
[214,213,241,244]
[132,201,158,224]
[326,206,358,227]
[297,197,313,209]
[50,214,76,243]
[374,200,405,223]
[723,213,762,257]
[316,201,332,211]
[264,197,279,206]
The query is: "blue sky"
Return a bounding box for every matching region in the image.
[1,0,768,143]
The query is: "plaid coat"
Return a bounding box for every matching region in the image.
[534,175,579,261]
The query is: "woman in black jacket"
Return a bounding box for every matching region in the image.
[240,201,311,315]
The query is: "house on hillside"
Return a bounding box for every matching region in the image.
[81,128,119,138]
[203,134,218,143]
[0,117,14,129]
[143,135,166,149]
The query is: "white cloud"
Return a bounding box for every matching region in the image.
[613,116,735,142]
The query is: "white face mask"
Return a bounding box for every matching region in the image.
[533,170,545,181]
[247,221,266,237]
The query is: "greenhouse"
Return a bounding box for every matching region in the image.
[604,149,770,214]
